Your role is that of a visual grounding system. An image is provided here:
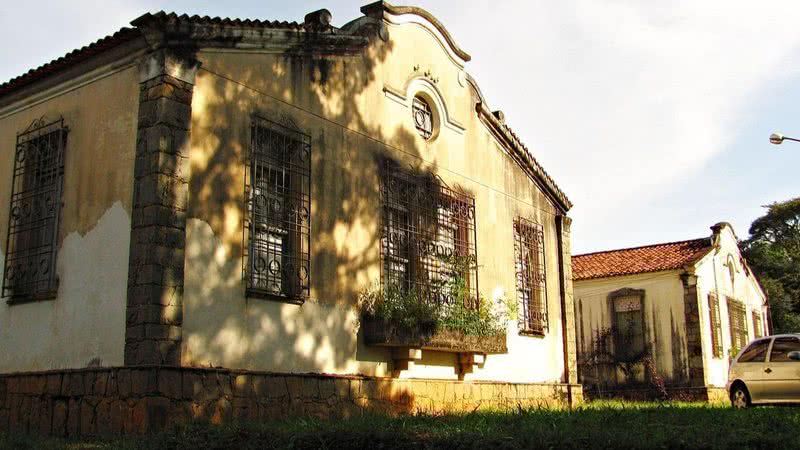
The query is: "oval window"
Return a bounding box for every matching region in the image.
[412,96,434,140]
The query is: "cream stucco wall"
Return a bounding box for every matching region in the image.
[0,66,138,372]
[574,224,768,390]
[575,271,687,386]
[693,224,767,388]
[181,19,568,382]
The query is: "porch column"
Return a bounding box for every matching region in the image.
[556,214,578,386]
[680,273,706,386]
[124,48,199,365]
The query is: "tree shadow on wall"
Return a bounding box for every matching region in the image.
[182,27,445,386]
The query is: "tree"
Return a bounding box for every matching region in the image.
[741,197,800,333]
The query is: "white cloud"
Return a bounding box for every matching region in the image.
[429,0,800,251]
[3,0,800,253]
[0,1,143,84]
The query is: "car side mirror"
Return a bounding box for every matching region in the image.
[789,351,800,361]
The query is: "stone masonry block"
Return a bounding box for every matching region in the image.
[45,374,62,396]
[145,324,182,341]
[132,204,187,229]
[133,173,188,211]
[182,371,201,400]
[158,369,182,399]
[142,81,193,104]
[233,375,253,398]
[133,226,186,250]
[265,376,288,400]
[131,369,159,396]
[137,97,192,130]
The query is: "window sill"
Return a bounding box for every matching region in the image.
[6,290,58,305]
[519,330,547,338]
[246,289,306,306]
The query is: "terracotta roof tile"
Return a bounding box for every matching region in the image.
[130,11,306,30]
[0,28,141,98]
[572,238,713,281]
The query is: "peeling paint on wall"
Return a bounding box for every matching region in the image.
[0,201,130,372]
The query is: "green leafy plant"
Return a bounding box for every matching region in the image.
[358,278,511,338]
[359,284,441,336]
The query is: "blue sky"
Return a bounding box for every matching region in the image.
[3,0,800,254]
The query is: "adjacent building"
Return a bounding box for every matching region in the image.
[573,223,769,400]
[0,2,581,435]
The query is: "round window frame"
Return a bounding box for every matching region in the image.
[411,93,440,141]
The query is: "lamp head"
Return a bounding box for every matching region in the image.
[770,133,785,145]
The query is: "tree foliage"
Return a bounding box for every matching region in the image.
[741,197,800,333]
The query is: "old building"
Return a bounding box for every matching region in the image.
[0,2,580,435]
[573,223,769,400]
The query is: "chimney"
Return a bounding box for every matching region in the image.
[304,9,333,31]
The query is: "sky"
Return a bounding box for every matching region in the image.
[2,0,800,254]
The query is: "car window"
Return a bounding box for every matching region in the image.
[769,337,800,362]
[738,339,771,363]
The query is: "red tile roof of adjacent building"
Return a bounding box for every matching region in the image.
[572,238,714,281]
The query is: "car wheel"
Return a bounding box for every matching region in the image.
[731,384,751,409]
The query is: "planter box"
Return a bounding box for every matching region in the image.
[362,318,508,354]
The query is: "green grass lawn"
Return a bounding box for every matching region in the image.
[3,401,799,450]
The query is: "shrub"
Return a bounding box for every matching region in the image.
[358,281,511,337]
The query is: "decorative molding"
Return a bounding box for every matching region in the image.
[382,85,407,106]
[384,76,466,135]
[361,2,471,65]
[413,65,439,84]
[608,287,646,301]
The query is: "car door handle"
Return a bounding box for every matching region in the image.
[764,368,772,374]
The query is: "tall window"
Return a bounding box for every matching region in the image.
[752,311,763,339]
[380,161,477,308]
[244,118,310,301]
[610,290,646,360]
[514,217,547,335]
[3,118,67,300]
[727,298,748,357]
[708,293,723,358]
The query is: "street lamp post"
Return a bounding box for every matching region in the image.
[770,132,800,145]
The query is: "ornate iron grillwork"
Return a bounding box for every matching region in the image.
[3,117,67,300]
[708,293,723,358]
[244,117,311,301]
[380,161,478,309]
[412,96,433,140]
[514,217,548,335]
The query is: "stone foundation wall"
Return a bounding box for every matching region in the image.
[0,367,582,437]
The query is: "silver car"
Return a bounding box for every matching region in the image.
[727,334,800,408]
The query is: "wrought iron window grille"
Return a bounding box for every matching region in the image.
[513,217,548,335]
[243,117,311,302]
[380,160,478,310]
[412,96,434,140]
[3,117,67,301]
